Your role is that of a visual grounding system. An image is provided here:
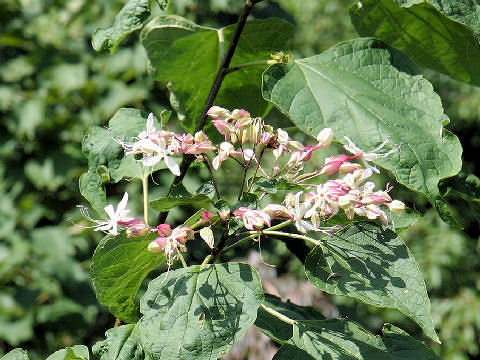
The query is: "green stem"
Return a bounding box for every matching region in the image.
[201,254,213,266]
[178,252,188,268]
[246,148,265,193]
[142,175,149,225]
[219,220,294,255]
[260,304,296,325]
[261,230,321,246]
[202,155,221,199]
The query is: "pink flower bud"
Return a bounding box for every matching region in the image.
[316,128,334,148]
[386,200,406,213]
[148,237,167,253]
[121,218,150,238]
[219,209,231,221]
[201,211,215,223]
[231,109,250,120]
[212,120,234,141]
[157,223,172,237]
[172,226,194,244]
[207,106,230,120]
[320,161,343,175]
[263,204,293,219]
[339,162,362,173]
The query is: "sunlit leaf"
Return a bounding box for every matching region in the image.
[92,0,151,54]
[263,38,462,204]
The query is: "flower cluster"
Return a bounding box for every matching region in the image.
[78,107,405,264]
[117,113,216,176]
[147,224,194,265]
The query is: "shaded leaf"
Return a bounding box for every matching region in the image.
[150,183,212,212]
[141,15,294,131]
[255,294,324,343]
[137,262,264,359]
[350,0,480,85]
[263,38,462,203]
[92,0,151,54]
[92,324,149,360]
[273,319,439,359]
[305,222,439,342]
[91,233,165,323]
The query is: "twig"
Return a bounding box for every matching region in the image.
[202,155,221,199]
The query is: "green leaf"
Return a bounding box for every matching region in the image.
[196,181,216,199]
[438,172,480,227]
[273,319,439,359]
[137,262,264,360]
[0,349,29,360]
[263,38,462,203]
[80,108,165,215]
[93,324,149,360]
[183,208,207,227]
[45,346,89,360]
[92,0,151,54]
[91,233,165,323]
[305,222,439,342]
[255,294,324,343]
[141,15,294,131]
[150,183,212,212]
[350,0,480,85]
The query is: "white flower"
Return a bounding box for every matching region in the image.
[138,113,156,139]
[343,136,402,173]
[77,192,133,236]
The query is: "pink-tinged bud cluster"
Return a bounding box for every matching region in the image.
[117,113,216,176]
[207,106,335,176]
[233,207,271,230]
[285,168,405,229]
[148,224,194,265]
[201,211,215,223]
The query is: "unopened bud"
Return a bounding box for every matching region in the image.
[316,128,334,148]
[157,223,172,237]
[386,200,406,213]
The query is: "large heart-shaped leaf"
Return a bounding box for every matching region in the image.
[263,38,462,203]
[141,15,294,131]
[273,320,439,359]
[91,233,165,323]
[137,262,263,360]
[305,222,438,342]
[350,0,480,85]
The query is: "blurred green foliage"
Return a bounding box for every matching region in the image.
[1,0,479,359]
